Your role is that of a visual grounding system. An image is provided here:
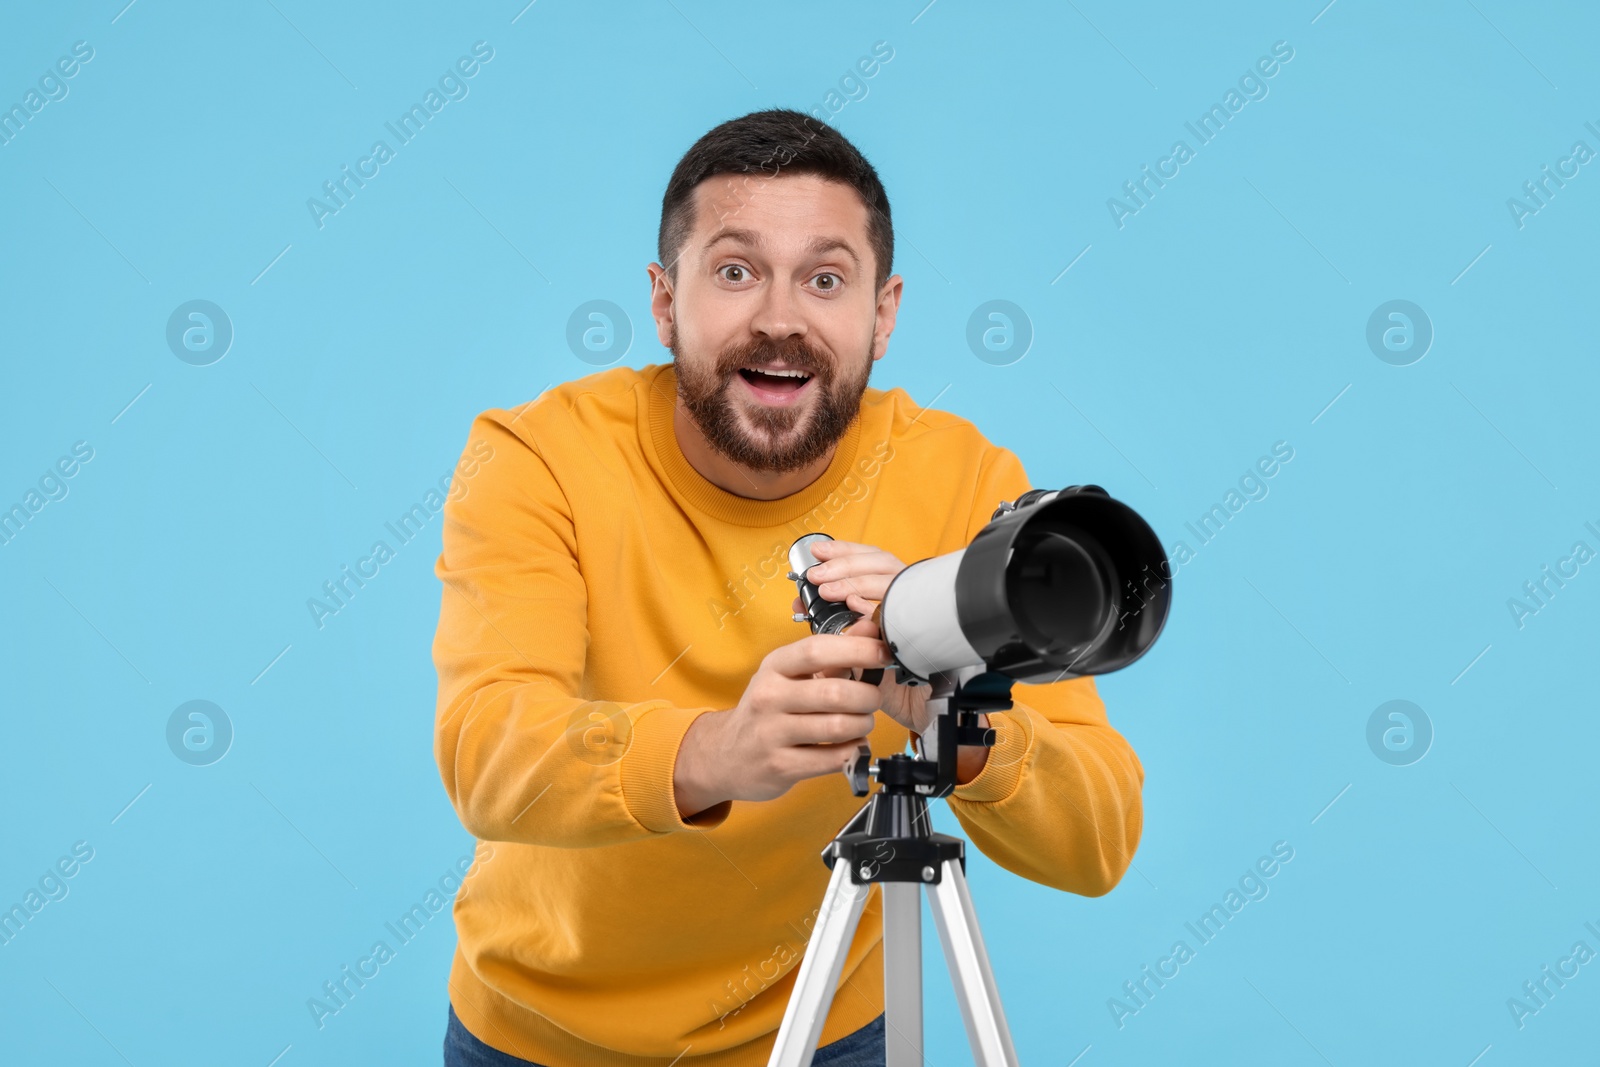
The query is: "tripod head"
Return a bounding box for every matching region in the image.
[806,665,1018,893]
[841,666,1014,801]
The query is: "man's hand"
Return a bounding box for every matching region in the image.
[673,633,895,820]
[800,538,906,617]
[791,539,930,732]
[793,539,990,785]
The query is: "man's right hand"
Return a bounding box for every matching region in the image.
[672,633,894,820]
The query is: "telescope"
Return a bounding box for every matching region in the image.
[770,485,1170,1067]
[790,485,1170,687]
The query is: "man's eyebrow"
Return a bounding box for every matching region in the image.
[702,228,862,273]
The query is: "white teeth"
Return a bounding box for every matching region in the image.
[744,367,811,379]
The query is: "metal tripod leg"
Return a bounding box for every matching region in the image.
[928,858,1019,1067]
[882,882,923,1067]
[766,859,872,1067]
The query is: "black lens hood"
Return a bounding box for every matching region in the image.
[954,486,1171,682]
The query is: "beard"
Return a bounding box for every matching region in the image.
[671,328,874,474]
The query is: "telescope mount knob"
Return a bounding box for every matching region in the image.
[844,745,873,797]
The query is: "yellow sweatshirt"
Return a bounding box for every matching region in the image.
[432,362,1144,1066]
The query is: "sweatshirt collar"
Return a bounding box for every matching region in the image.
[645,363,866,528]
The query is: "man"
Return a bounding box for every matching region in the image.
[432,108,1144,1067]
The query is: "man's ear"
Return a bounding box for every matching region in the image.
[647,263,675,347]
[871,273,904,363]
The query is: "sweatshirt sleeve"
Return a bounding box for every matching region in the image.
[431,407,731,848]
[944,447,1146,896]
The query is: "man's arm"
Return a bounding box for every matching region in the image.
[943,447,1147,896]
[432,407,730,846]
[433,405,898,844]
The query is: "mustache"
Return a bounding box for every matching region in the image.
[714,338,831,382]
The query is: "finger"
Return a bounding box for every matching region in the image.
[787,738,875,781]
[792,595,803,614]
[812,559,902,591]
[780,708,877,745]
[815,573,893,604]
[805,550,903,583]
[780,673,885,716]
[845,593,885,618]
[764,671,882,717]
[768,634,894,678]
[842,616,880,640]
[805,540,871,559]
[840,617,885,682]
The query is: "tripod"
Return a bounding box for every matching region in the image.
[765,667,1021,1067]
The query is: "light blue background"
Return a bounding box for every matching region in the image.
[2,1,1596,1064]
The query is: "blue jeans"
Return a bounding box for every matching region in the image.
[444,1003,887,1067]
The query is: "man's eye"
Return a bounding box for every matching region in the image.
[813,273,840,291]
[719,265,748,283]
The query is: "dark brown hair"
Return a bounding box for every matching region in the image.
[657,108,894,293]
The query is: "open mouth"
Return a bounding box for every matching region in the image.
[736,365,814,405]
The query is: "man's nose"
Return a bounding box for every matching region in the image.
[749,277,807,341]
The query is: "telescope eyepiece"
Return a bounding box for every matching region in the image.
[787,533,862,636]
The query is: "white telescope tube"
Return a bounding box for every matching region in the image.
[877,549,982,680]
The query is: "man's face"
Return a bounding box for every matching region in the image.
[652,172,900,474]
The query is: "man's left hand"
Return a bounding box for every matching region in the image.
[794,539,931,734]
[795,539,993,785]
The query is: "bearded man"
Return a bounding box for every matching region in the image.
[432,108,1144,1067]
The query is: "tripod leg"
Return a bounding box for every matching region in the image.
[882,882,923,1067]
[928,860,1019,1067]
[766,861,872,1067]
